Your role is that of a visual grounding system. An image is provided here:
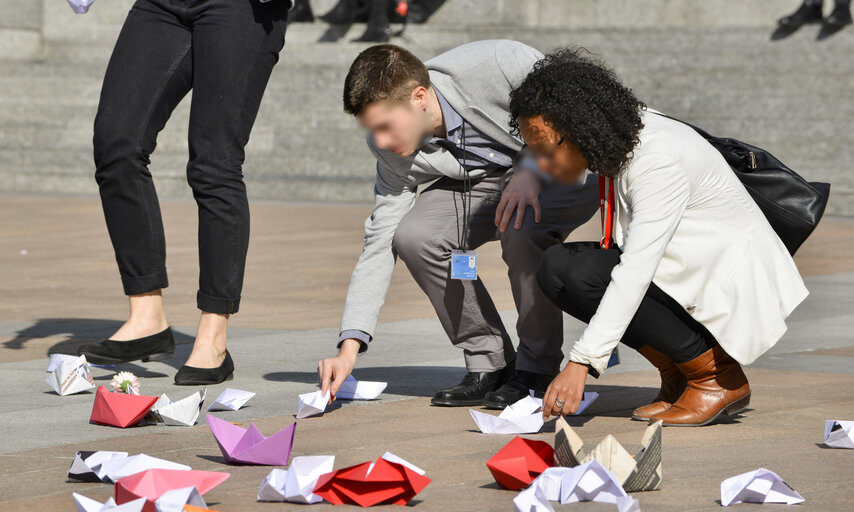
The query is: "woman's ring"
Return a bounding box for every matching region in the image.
[555,398,565,408]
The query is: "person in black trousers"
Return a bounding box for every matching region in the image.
[79,0,290,385]
[779,0,852,28]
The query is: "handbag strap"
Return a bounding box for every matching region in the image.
[599,175,615,249]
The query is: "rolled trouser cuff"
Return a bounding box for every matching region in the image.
[121,269,169,296]
[197,290,240,314]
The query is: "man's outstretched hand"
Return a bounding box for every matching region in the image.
[495,169,542,233]
[318,338,360,404]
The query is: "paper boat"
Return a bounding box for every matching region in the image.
[487,436,554,490]
[312,452,430,507]
[46,354,95,396]
[554,416,662,492]
[115,469,229,512]
[206,414,296,466]
[149,388,206,426]
[91,386,158,428]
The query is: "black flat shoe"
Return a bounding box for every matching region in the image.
[482,370,556,410]
[174,350,234,385]
[826,4,853,26]
[431,360,515,407]
[78,327,175,365]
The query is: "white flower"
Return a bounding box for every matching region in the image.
[110,371,140,394]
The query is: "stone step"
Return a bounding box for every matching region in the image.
[2,9,852,215]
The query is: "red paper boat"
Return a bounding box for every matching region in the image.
[115,469,230,512]
[90,385,158,428]
[313,455,431,507]
[486,436,554,490]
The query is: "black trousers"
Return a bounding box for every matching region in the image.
[94,0,288,314]
[536,242,714,367]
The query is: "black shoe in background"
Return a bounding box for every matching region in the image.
[431,361,515,407]
[482,370,556,410]
[352,23,391,42]
[319,0,364,24]
[289,0,315,22]
[778,2,824,28]
[825,3,853,26]
[78,327,175,365]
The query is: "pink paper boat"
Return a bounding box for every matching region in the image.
[206,414,296,466]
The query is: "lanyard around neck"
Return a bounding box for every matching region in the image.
[599,175,615,249]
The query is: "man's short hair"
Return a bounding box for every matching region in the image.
[343,44,430,116]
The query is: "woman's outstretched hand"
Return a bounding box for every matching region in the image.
[542,361,589,419]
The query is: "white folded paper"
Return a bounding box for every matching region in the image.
[824,420,854,449]
[153,486,208,512]
[559,460,628,504]
[46,353,78,373]
[73,494,145,512]
[514,461,631,511]
[46,354,95,396]
[296,390,331,419]
[96,453,191,483]
[380,451,427,475]
[207,387,255,411]
[258,455,335,503]
[73,486,205,512]
[67,450,129,482]
[514,479,555,512]
[470,395,545,434]
[337,375,387,400]
[554,417,662,492]
[150,388,206,426]
[67,0,96,14]
[616,496,641,512]
[721,468,805,506]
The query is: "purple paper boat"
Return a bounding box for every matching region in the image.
[206,414,296,466]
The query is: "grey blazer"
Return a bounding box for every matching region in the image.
[339,40,544,343]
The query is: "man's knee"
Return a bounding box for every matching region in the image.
[392,216,434,263]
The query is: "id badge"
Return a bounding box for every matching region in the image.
[607,346,620,368]
[451,250,478,280]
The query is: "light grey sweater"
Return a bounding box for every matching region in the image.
[338,40,544,349]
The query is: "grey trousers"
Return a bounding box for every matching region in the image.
[392,170,599,375]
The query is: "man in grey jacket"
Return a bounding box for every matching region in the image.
[318,40,599,408]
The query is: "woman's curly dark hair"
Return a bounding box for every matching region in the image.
[509,48,645,178]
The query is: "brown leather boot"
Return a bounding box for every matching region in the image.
[649,345,750,427]
[631,345,687,421]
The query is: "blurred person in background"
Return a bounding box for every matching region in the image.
[779,0,851,28]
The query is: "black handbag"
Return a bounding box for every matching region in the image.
[655,112,831,255]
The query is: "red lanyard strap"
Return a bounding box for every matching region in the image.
[599,175,615,249]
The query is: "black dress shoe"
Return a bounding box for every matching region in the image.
[78,327,175,365]
[174,350,234,385]
[288,0,315,22]
[826,4,853,26]
[352,23,391,42]
[431,362,515,407]
[319,0,365,24]
[482,370,556,410]
[779,2,824,28]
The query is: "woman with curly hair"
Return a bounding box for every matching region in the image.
[510,48,808,426]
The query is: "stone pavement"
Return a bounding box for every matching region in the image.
[1,197,853,511]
